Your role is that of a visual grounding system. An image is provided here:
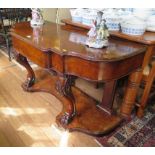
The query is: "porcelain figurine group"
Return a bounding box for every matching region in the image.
[30,8,44,27]
[86,11,109,48]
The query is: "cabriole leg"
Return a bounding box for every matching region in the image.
[14,52,35,91]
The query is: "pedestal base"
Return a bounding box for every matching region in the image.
[26,69,122,136]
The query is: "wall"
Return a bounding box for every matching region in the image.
[42,8,71,23]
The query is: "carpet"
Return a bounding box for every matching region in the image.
[96,107,155,147]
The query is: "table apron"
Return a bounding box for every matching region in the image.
[12,36,145,82]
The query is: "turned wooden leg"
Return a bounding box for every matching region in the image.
[56,75,76,125]
[100,80,118,115]
[14,52,35,91]
[121,68,143,118]
[137,62,155,118]
[141,46,154,87]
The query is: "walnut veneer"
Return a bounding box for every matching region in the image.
[10,21,146,136]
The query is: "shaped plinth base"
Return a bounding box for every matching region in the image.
[25,69,122,136]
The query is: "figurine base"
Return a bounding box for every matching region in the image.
[86,39,109,48]
[30,20,44,27]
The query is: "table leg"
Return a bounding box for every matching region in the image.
[14,52,35,91]
[121,68,142,117]
[142,46,154,69]
[137,62,155,118]
[56,75,76,125]
[100,80,118,115]
[141,46,154,86]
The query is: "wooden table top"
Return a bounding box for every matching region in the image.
[62,19,155,45]
[10,21,146,62]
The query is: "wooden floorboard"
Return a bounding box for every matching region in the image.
[0,51,99,147]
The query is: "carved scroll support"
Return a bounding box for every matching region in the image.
[120,68,143,118]
[14,51,35,91]
[56,75,76,125]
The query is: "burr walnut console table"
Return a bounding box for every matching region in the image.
[10,21,146,136]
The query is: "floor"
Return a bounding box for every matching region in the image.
[0,49,102,147]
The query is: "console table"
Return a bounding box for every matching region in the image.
[10,21,146,136]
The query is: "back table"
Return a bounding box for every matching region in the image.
[10,21,146,136]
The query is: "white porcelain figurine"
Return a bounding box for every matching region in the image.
[86,11,109,48]
[30,8,44,27]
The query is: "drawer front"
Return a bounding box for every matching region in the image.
[12,36,50,68]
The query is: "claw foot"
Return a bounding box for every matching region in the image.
[22,77,35,91]
[60,112,73,125]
